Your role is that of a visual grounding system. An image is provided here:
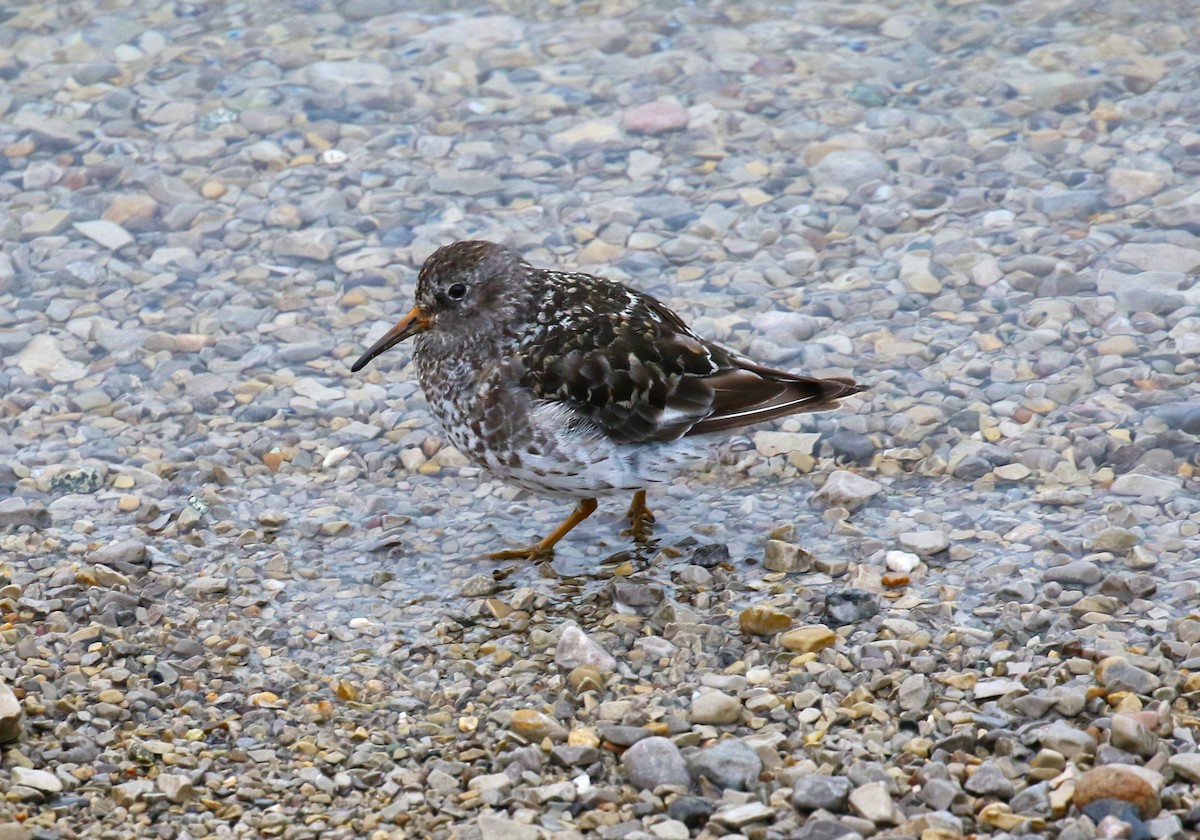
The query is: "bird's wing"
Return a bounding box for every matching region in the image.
[519,273,863,444]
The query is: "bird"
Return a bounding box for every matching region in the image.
[350,240,863,561]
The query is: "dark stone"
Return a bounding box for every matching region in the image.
[826,430,876,463]
[689,544,729,568]
[823,589,878,626]
[688,739,762,791]
[1080,799,1151,840]
[792,774,852,811]
[666,796,715,828]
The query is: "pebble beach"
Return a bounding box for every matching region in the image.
[2,0,1199,838]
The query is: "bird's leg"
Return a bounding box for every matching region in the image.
[622,489,656,543]
[490,498,598,561]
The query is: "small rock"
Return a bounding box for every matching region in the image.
[1044,560,1103,585]
[1166,753,1200,783]
[965,761,1015,798]
[897,673,932,710]
[510,709,568,743]
[0,498,51,530]
[622,736,690,790]
[898,531,949,556]
[688,739,762,790]
[711,801,776,828]
[811,470,883,510]
[0,682,21,743]
[1036,720,1098,759]
[690,690,742,725]
[739,605,792,636]
[1109,714,1159,758]
[74,219,134,250]
[1095,656,1162,695]
[467,772,512,795]
[1090,527,1139,552]
[779,625,837,653]
[156,773,193,803]
[792,774,852,811]
[183,577,229,595]
[477,816,540,840]
[275,229,338,261]
[848,780,901,825]
[667,797,715,828]
[459,574,496,597]
[11,767,61,793]
[763,539,811,572]
[810,149,889,190]
[555,624,616,674]
[1109,473,1182,501]
[622,99,689,134]
[1073,764,1162,820]
[824,589,878,625]
[754,431,820,458]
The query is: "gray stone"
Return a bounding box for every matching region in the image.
[898,531,949,556]
[622,736,690,790]
[897,673,932,710]
[1096,656,1162,695]
[812,471,884,511]
[477,816,540,840]
[964,761,1014,798]
[1110,714,1159,758]
[274,229,338,261]
[1036,720,1098,759]
[792,774,852,811]
[1109,473,1182,501]
[1166,753,1200,783]
[689,690,742,725]
[555,624,616,674]
[848,780,900,824]
[810,149,889,190]
[689,738,762,791]
[1043,560,1103,585]
[73,219,134,250]
[13,767,62,793]
[0,682,20,743]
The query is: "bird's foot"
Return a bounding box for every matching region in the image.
[490,498,598,562]
[621,489,656,543]
[490,543,555,562]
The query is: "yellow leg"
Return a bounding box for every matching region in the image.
[490,498,598,561]
[622,489,655,542]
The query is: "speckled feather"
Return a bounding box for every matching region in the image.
[399,241,861,498]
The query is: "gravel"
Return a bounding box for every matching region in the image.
[1,0,1199,838]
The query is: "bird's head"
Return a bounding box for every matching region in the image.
[350,240,528,372]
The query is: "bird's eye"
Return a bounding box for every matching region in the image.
[447,283,467,301]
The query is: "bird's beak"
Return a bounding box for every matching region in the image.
[350,305,431,372]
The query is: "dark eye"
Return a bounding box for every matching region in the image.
[447,283,467,301]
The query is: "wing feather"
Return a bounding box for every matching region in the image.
[518,271,863,444]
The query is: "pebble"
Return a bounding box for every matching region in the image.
[622,736,690,790]
[848,780,901,825]
[898,530,949,556]
[1095,656,1163,695]
[792,774,852,811]
[555,624,617,673]
[811,470,884,510]
[1074,765,1163,820]
[688,738,762,790]
[11,767,62,794]
[689,690,743,725]
[3,1,1200,837]
[779,625,837,653]
[0,683,20,743]
[622,99,689,134]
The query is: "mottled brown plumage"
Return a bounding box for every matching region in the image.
[352,240,863,559]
